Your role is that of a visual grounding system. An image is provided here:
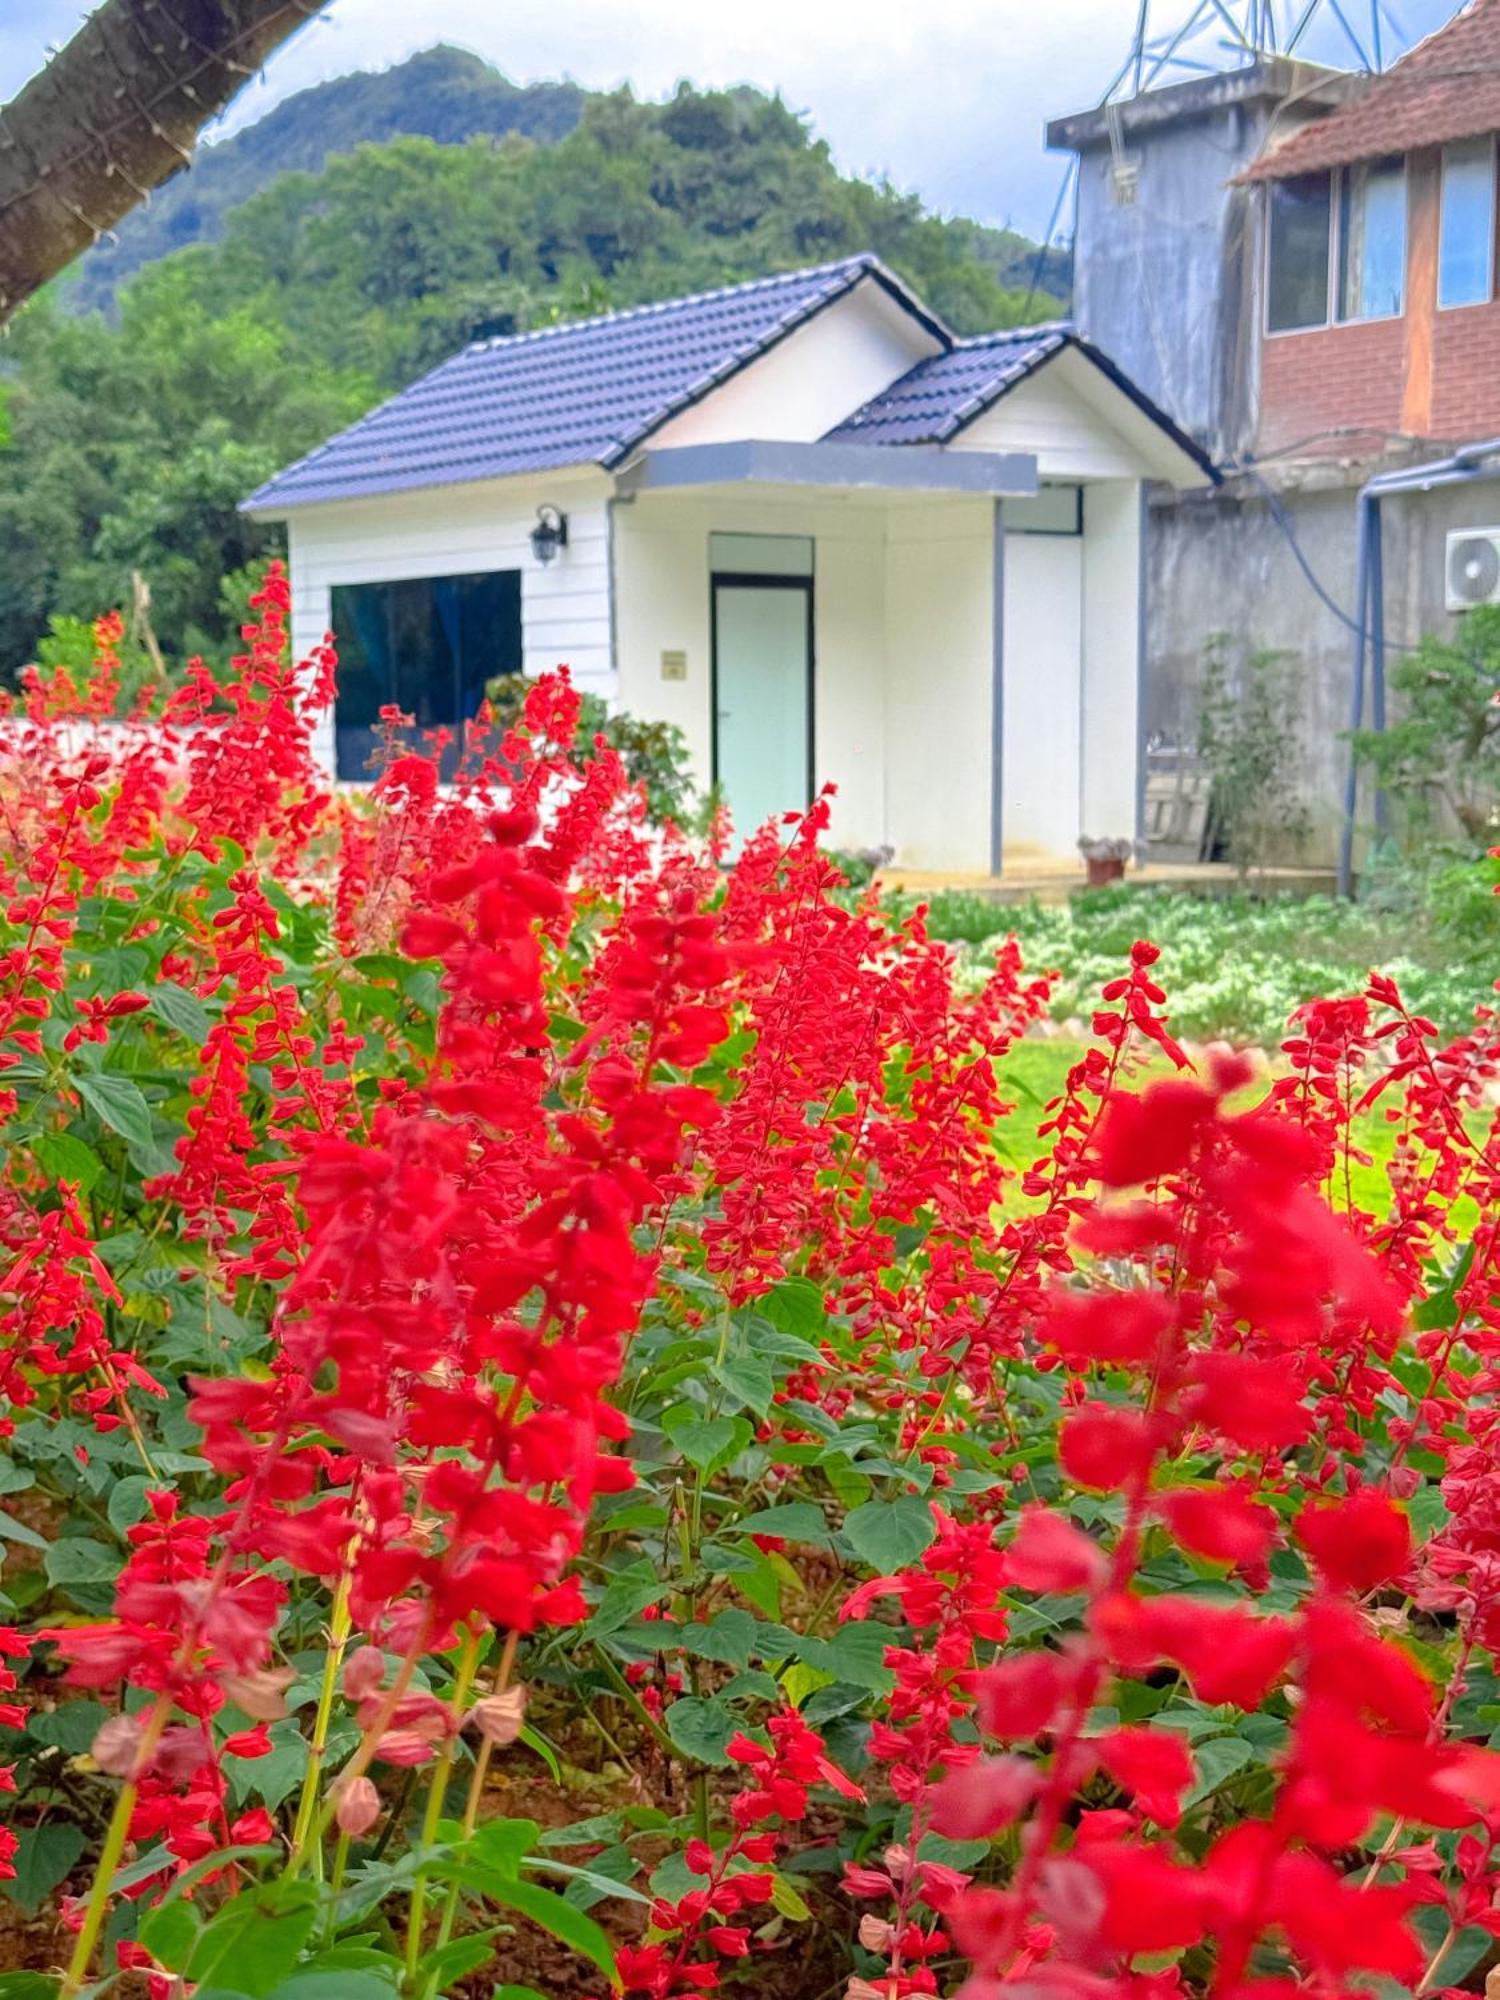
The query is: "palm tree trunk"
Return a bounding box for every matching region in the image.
[0,0,328,322]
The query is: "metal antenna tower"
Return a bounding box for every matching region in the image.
[1118,0,1409,98]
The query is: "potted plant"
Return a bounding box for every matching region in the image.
[1078,834,1134,887]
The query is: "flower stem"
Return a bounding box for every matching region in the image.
[61,1696,171,1999]
[404,1628,481,1982]
[290,1564,355,1871]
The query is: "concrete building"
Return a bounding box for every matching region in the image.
[244,256,1209,875]
[1048,0,1500,861]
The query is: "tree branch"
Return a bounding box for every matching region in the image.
[0,0,330,322]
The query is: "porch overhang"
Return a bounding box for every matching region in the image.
[613,438,1038,500]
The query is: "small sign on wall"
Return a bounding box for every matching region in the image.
[660,649,688,682]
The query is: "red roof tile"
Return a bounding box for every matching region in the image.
[1244,0,1500,180]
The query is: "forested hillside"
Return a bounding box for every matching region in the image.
[69,48,589,314]
[0,54,1068,673]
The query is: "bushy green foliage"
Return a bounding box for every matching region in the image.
[1198,639,1312,880]
[0,61,1062,679]
[910,879,1500,1049]
[69,47,588,314]
[0,269,373,671]
[1354,603,1500,843]
[486,676,705,828]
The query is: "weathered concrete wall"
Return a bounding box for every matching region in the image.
[1070,104,1267,460]
[1147,474,1500,860]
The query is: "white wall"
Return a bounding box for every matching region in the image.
[1002,531,1084,857]
[614,488,996,868]
[954,350,1149,482]
[612,490,891,853]
[283,465,614,766]
[1080,480,1144,842]
[646,279,942,453]
[883,499,997,873]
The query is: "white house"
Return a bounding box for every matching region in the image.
[243,255,1213,873]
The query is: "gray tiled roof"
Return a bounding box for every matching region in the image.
[825,327,1072,446]
[827,323,1215,478]
[244,255,945,513]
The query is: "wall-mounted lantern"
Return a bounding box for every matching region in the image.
[530,504,569,567]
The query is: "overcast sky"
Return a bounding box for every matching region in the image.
[1,0,1461,238]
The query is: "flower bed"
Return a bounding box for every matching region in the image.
[2,570,1500,2000]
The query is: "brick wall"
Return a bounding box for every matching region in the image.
[1256,145,1500,454]
[1258,318,1407,455]
[1431,300,1500,438]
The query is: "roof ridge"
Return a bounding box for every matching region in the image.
[953,321,1072,349]
[464,254,879,354]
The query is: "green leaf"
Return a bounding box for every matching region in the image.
[769,1872,811,1921]
[0,1977,62,1999]
[4,1823,85,1914]
[493,1989,549,2000]
[519,1722,562,1781]
[588,1570,670,1636]
[797,1620,894,1693]
[225,1720,308,1813]
[711,1353,775,1416]
[185,1883,319,1996]
[0,1508,48,1552]
[536,1846,646,1911]
[419,1930,502,1986]
[30,1132,105,1192]
[1414,1241,1476,1331]
[74,1071,154,1148]
[44,1538,119,1587]
[108,1477,154,1535]
[27,1700,108,1754]
[842,1496,935,1573]
[677,1609,757,1669]
[268,1980,400,2000]
[148,982,212,1045]
[138,1896,203,1972]
[465,1817,542,1879]
[670,1417,741,1470]
[665,1695,739,1767]
[462,1876,617,1989]
[761,1278,825,1339]
[733,1502,832,1547]
[1183,1735,1257,1808]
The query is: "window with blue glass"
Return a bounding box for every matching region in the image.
[1440,137,1496,309]
[329,570,522,781]
[1337,158,1406,322]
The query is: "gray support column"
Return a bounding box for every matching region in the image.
[1136,483,1150,847]
[990,498,1006,878]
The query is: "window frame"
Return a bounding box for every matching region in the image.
[1264,169,1335,336]
[1263,156,1410,336]
[1438,134,1497,312]
[1335,155,1408,324]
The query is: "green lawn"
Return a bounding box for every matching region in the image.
[992,1036,1412,1221]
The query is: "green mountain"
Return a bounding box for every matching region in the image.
[69,47,589,314]
[0,58,1069,677]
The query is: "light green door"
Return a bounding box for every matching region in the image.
[712,579,812,843]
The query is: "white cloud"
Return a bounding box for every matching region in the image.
[3,0,1466,239]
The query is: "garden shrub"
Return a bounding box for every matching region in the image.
[1355,604,1500,846]
[0,569,1498,2000]
[1198,639,1312,882]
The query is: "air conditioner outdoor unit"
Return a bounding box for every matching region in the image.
[1445,528,1500,611]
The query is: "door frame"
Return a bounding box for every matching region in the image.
[708,570,816,809]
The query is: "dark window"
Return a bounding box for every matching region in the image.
[1440,137,1496,308]
[1267,172,1332,332]
[329,569,522,781]
[1337,157,1406,320]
